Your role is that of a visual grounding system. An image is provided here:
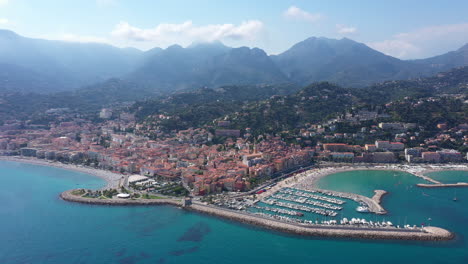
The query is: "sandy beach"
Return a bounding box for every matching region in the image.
[269,163,468,193]
[0,156,123,189]
[255,163,467,211]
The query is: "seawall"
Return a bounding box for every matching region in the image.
[61,190,453,241]
[417,183,468,188]
[186,203,453,241]
[60,190,182,206]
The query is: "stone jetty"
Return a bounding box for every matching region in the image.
[417,183,468,188]
[187,203,453,241]
[372,190,388,205]
[60,190,182,206]
[61,190,453,241]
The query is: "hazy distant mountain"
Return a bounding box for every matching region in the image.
[413,43,468,71]
[0,29,143,93]
[271,37,437,87]
[1,29,468,95]
[128,42,288,91]
[0,63,70,93]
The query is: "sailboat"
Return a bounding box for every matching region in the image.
[453,191,458,202]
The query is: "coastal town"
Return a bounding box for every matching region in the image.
[1,99,467,197]
[4,2,468,263]
[0,82,466,241]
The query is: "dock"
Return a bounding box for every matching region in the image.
[372,190,388,205]
[297,187,388,214]
[417,182,468,188]
[410,171,442,184]
[187,202,453,241]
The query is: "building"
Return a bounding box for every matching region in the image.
[375,140,404,151]
[99,108,113,119]
[389,142,405,151]
[405,148,423,163]
[378,123,404,130]
[365,144,377,152]
[437,123,448,130]
[422,152,441,163]
[215,129,240,137]
[20,148,37,157]
[323,143,351,152]
[242,153,263,167]
[437,150,463,162]
[375,140,391,150]
[373,152,397,163]
[217,121,231,127]
[405,148,423,157]
[330,152,354,161]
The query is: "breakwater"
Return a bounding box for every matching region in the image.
[61,190,453,241]
[60,190,182,206]
[187,203,453,241]
[417,183,468,188]
[372,190,388,204]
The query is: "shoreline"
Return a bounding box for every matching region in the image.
[186,203,453,241]
[260,164,468,198]
[0,156,123,189]
[1,157,461,241]
[60,188,454,241]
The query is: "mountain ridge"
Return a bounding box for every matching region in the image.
[1,29,468,94]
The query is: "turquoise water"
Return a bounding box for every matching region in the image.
[427,170,468,184]
[1,162,468,264]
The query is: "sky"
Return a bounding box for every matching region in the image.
[1,0,468,59]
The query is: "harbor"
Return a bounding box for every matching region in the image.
[187,203,453,241]
[56,163,467,242]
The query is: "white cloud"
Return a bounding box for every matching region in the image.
[368,40,420,59]
[0,0,9,7]
[0,18,8,25]
[368,23,468,59]
[58,33,108,44]
[336,24,357,34]
[283,6,323,23]
[111,20,264,44]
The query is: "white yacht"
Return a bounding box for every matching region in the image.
[356,206,369,213]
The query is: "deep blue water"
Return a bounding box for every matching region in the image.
[1,161,468,264]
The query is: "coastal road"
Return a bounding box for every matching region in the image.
[229,164,316,198]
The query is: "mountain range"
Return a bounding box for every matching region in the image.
[1,29,468,94]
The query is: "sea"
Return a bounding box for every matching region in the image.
[1,160,468,264]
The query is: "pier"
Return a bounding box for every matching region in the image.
[372,190,388,205]
[187,202,453,241]
[417,182,468,188]
[409,171,442,184]
[61,189,453,241]
[295,187,388,214]
[60,189,182,206]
